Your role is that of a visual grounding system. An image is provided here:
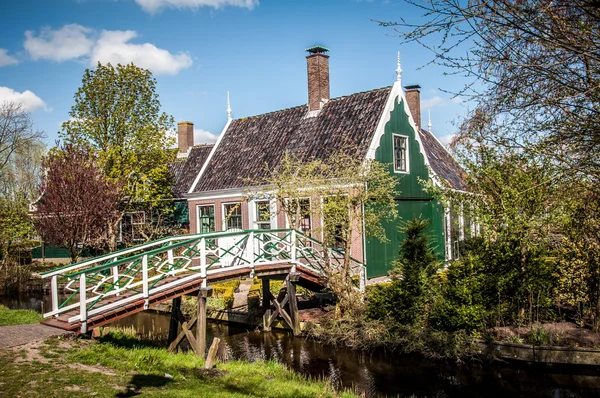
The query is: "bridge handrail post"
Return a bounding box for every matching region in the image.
[79,273,87,333]
[291,230,297,272]
[167,246,174,274]
[360,264,366,293]
[247,231,255,269]
[51,275,58,314]
[200,238,207,288]
[142,255,149,306]
[111,257,119,296]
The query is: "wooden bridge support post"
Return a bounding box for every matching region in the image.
[168,296,181,344]
[287,272,301,336]
[196,287,212,358]
[262,278,272,332]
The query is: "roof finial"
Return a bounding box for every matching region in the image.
[227,91,232,121]
[428,109,432,132]
[396,51,402,83]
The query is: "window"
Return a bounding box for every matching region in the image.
[288,198,312,235]
[323,196,347,251]
[223,203,242,230]
[197,205,215,234]
[256,200,271,230]
[122,211,145,242]
[393,134,409,173]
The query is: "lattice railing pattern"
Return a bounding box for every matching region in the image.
[40,229,366,330]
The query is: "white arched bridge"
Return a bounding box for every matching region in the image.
[40,229,366,336]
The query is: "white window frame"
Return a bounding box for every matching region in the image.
[249,197,277,230]
[321,194,349,252]
[284,197,312,234]
[392,133,410,174]
[222,202,243,231]
[196,204,215,234]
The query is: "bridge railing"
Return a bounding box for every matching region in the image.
[40,228,366,330]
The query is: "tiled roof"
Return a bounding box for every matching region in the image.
[192,87,392,193]
[418,129,468,191]
[171,145,213,198]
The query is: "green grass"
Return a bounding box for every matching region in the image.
[0,304,44,326]
[0,329,356,397]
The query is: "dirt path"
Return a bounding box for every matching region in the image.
[0,323,72,349]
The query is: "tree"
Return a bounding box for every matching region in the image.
[249,148,398,315]
[0,102,45,183]
[391,217,441,325]
[0,195,35,270]
[387,0,600,327]
[60,62,176,248]
[0,101,45,269]
[34,144,121,263]
[387,0,600,180]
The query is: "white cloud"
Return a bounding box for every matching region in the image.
[0,87,48,112]
[194,128,218,144]
[421,95,464,109]
[24,24,94,61]
[23,25,193,75]
[0,49,19,67]
[90,30,192,75]
[135,0,258,13]
[437,134,456,147]
[421,96,445,109]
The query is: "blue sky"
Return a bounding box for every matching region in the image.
[0,0,469,147]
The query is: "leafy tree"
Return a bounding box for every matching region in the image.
[250,148,398,315]
[60,62,176,248]
[34,144,121,263]
[0,195,35,270]
[387,0,600,328]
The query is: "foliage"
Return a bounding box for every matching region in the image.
[387,0,600,330]
[430,254,487,332]
[249,147,398,316]
[304,317,477,359]
[0,102,45,269]
[60,62,176,247]
[34,144,121,263]
[391,217,441,325]
[0,304,43,326]
[0,195,36,270]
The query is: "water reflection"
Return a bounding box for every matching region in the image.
[3,293,600,397]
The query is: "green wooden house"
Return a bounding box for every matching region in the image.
[174,47,469,279]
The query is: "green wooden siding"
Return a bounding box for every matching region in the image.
[366,96,445,278]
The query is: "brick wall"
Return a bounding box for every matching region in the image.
[306,53,330,112]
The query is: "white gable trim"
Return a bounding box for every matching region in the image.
[188,119,232,194]
[364,81,442,188]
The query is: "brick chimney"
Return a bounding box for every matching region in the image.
[177,121,194,154]
[306,46,330,112]
[404,85,421,129]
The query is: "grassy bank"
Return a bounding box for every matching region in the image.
[305,317,480,360]
[0,304,44,326]
[0,329,356,397]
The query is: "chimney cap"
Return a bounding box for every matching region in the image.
[306,45,329,54]
[404,84,421,91]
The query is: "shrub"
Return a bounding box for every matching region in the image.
[430,254,487,332]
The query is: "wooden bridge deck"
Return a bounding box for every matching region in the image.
[41,262,322,332]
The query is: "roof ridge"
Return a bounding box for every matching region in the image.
[232,86,393,121]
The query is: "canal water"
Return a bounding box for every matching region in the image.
[2,292,600,397]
